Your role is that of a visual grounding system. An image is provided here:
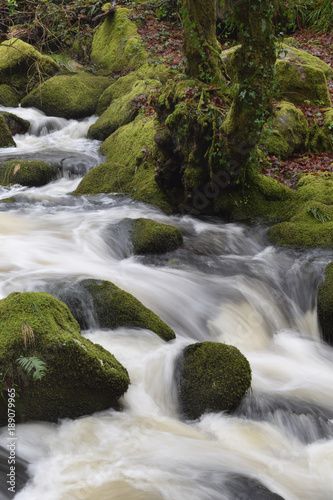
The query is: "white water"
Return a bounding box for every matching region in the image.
[0,108,333,500]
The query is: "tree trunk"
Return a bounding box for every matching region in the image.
[182,0,225,85]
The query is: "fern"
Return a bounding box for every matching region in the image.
[16,356,47,381]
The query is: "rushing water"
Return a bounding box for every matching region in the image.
[0,107,333,500]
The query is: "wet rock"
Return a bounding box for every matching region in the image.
[225,474,285,500]
[0,159,58,187]
[0,115,16,148]
[0,111,30,135]
[0,292,130,424]
[177,341,251,420]
[131,217,183,255]
[317,262,333,345]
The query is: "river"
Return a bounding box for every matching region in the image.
[0,106,333,500]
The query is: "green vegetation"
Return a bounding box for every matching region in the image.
[132,218,183,255]
[317,262,333,345]
[177,341,252,420]
[0,115,16,148]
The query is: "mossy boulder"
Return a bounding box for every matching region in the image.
[57,279,175,341]
[0,292,130,424]
[177,341,252,420]
[21,72,112,119]
[0,38,59,95]
[277,43,333,80]
[306,108,333,154]
[0,84,20,107]
[261,102,308,159]
[0,159,57,187]
[132,218,183,254]
[88,78,161,141]
[0,115,16,148]
[317,262,333,345]
[74,117,173,213]
[276,59,330,107]
[0,112,30,135]
[90,8,147,74]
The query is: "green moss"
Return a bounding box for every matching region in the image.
[0,38,59,94]
[90,8,147,74]
[74,117,173,213]
[276,60,331,106]
[295,173,333,204]
[131,218,183,254]
[0,112,30,136]
[0,197,16,203]
[21,72,112,119]
[0,160,57,187]
[306,108,333,154]
[177,341,252,420]
[317,262,333,345]
[0,115,16,148]
[0,292,129,424]
[81,279,175,341]
[277,43,333,80]
[261,101,308,159]
[269,219,333,248]
[89,79,161,141]
[0,84,20,107]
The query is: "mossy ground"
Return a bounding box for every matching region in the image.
[0,292,129,424]
[0,160,57,187]
[177,341,251,420]
[132,218,183,255]
[21,72,112,119]
[317,262,333,345]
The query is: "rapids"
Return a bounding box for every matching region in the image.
[0,107,332,500]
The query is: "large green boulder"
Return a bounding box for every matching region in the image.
[0,84,20,107]
[132,218,183,255]
[276,59,331,107]
[317,262,333,345]
[0,292,130,424]
[74,117,172,213]
[57,279,175,341]
[261,101,308,159]
[0,115,16,148]
[88,78,161,141]
[21,72,112,119]
[177,341,252,420]
[91,8,147,74]
[277,43,333,80]
[0,159,57,187]
[0,38,59,95]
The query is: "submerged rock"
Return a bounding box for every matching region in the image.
[21,72,112,119]
[177,341,251,420]
[90,8,147,74]
[132,218,183,255]
[0,292,130,424]
[317,262,333,345]
[0,159,58,187]
[56,279,176,341]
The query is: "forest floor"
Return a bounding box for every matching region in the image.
[125,2,333,189]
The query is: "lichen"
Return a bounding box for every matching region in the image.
[131,218,183,254]
[90,8,147,74]
[177,341,252,420]
[0,292,130,424]
[21,72,112,119]
[0,160,57,187]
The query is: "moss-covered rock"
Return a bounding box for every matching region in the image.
[0,115,16,148]
[132,218,183,254]
[177,341,251,420]
[261,102,308,159]
[74,117,173,213]
[0,292,129,424]
[0,159,58,187]
[0,112,30,135]
[306,108,333,154]
[277,43,333,80]
[91,8,147,74]
[58,279,175,341]
[276,59,330,106]
[88,78,161,141]
[0,38,59,95]
[21,72,112,119]
[0,84,20,107]
[317,262,333,345]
